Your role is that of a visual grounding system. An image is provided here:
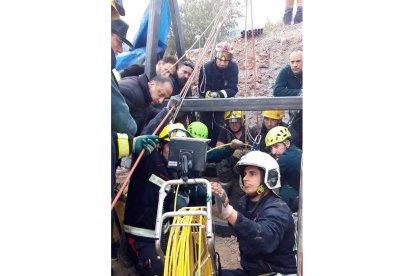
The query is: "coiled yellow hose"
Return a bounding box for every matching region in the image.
[163,207,214,276]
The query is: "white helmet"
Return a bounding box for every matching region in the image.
[234,151,281,191]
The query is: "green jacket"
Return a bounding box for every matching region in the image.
[111,72,137,136]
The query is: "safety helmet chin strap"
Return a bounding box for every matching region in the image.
[256,184,265,195]
[246,183,268,216]
[254,170,269,197]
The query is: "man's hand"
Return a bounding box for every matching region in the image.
[230,139,244,150]
[205,91,220,98]
[134,135,159,156]
[232,149,244,160]
[167,95,181,109]
[211,182,234,220]
[211,182,229,206]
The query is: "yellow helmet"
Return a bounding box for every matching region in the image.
[111,0,125,20]
[159,123,189,142]
[262,110,285,120]
[265,126,291,147]
[224,111,244,123]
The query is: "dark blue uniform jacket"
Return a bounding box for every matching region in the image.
[198,60,239,98]
[232,192,297,275]
[278,144,302,191]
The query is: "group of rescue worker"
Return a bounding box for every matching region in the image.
[111,1,303,275]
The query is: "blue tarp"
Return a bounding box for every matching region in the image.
[115,0,170,71]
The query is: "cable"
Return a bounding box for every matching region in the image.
[163,207,214,276]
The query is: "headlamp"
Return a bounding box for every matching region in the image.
[216,51,232,61]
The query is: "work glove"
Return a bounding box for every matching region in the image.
[205,90,220,98]
[230,139,244,150]
[134,135,159,156]
[167,95,181,109]
[211,182,234,220]
[232,149,244,160]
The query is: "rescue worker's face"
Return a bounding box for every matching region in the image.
[149,81,173,105]
[228,121,242,133]
[156,61,176,77]
[242,166,262,196]
[216,58,230,70]
[264,117,281,131]
[111,33,124,55]
[289,51,303,75]
[177,65,193,83]
[270,142,287,159]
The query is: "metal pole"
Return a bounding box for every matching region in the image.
[145,0,163,80]
[168,0,186,59]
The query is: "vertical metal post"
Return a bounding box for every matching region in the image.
[145,0,163,80]
[297,159,303,276]
[168,0,185,59]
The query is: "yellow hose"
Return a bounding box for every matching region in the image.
[163,207,214,276]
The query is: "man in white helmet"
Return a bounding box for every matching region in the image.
[211,151,297,276]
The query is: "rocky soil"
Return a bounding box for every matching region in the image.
[187,22,303,127]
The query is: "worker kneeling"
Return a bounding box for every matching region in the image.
[211,151,297,276]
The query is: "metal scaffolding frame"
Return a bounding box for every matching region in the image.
[145,0,186,79]
[162,96,303,111]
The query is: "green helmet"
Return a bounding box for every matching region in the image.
[187,122,208,139]
[265,126,291,147]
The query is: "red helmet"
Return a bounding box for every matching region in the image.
[215,41,234,61]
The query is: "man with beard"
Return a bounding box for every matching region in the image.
[170,59,195,96]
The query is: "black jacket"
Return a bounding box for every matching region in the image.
[232,192,297,275]
[119,74,160,136]
[198,60,239,98]
[124,150,177,233]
